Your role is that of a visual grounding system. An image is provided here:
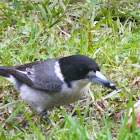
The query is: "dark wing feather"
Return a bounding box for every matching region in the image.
[0,58,63,93]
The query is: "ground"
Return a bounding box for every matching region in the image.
[0,0,140,139]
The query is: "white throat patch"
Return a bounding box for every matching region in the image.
[54,61,65,83]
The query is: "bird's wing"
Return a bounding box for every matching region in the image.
[2,60,63,93]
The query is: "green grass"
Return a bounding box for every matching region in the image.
[0,0,140,139]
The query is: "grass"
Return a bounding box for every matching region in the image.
[0,0,140,139]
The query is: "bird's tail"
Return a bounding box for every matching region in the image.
[0,67,10,78]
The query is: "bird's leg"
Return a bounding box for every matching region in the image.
[38,110,50,122]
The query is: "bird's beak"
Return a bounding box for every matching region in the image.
[91,71,116,89]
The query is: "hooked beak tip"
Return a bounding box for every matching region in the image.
[101,80,116,89]
[109,83,116,90]
[109,84,116,90]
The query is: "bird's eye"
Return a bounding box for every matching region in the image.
[86,71,95,78]
[86,75,92,79]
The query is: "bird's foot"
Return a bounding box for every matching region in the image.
[39,110,50,122]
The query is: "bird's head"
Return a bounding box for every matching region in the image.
[57,55,116,89]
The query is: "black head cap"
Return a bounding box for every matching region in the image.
[59,55,99,84]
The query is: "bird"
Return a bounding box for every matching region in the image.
[0,55,116,121]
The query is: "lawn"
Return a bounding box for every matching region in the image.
[0,0,140,139]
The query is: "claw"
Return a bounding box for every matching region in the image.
[39,110,50,122]
[42,115,50,122]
